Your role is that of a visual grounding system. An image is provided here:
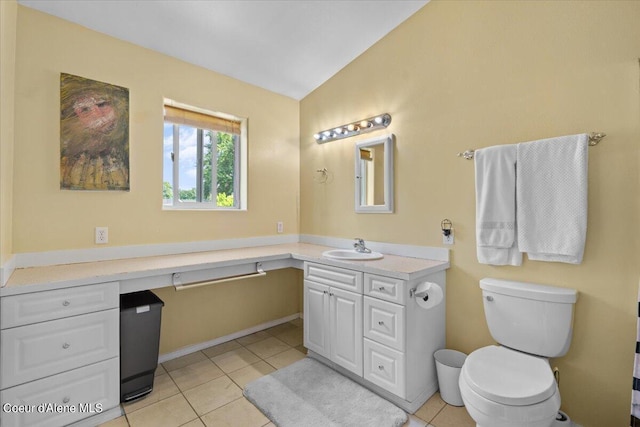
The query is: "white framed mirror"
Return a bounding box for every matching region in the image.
[355,134,394,213]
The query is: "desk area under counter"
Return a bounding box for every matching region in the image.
[0,242,449,426]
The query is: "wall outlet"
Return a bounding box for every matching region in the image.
[277,221,284,234]
[95,227,108,244]
[442,229,454,245]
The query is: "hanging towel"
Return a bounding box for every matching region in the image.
[516,133,588,264]
[632,283,640,427]
[474,144,522,266]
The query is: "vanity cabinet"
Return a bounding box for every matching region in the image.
[0,282,120,427]
[304,263,363,376]
[303,261,446,414]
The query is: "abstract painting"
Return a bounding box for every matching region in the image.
[60,73,129,191]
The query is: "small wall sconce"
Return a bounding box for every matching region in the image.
[314,113,391,144]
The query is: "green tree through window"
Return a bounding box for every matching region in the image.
[203,131,235,206]
[163,100,245,210]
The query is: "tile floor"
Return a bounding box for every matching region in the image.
[99,319,474,427]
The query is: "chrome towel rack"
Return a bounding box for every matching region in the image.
[173,262,266,291]
[456,132,606,160]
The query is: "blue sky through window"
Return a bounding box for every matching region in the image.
[163,123,199,192]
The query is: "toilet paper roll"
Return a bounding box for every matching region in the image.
[413,281,444,310]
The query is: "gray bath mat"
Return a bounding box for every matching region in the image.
[243,357,407,427]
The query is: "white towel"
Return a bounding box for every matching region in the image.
[516,134,588,264]
[474,145,522,266]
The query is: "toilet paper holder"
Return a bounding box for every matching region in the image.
[409,282,444,310]
[410,287,430,301]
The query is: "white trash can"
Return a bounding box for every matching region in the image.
[434,349,467,406]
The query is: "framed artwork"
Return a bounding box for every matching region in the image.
[60,73,129,191]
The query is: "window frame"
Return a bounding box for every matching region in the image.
[162,99,247,211]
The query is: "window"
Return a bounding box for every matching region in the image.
[163,100,247,210]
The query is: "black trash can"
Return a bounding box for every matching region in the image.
[120,290,164,403]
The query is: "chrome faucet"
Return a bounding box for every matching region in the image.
[353,238,371,253]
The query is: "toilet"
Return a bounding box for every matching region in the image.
[459,278,578,427]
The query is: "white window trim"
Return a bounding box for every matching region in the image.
[163,99,247,211]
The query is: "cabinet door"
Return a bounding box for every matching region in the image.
[304,263,363,293]
[330,287,363,377]
[363,338,405,399]
[0,358,119,427]
[1,282,119,329]
[304,281,330,357]
[364,274,406,305]
[1,309,119,389]
[364,296,405,352]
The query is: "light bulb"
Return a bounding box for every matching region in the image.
[347,124,355,132]
[323,130,331,137]
[360,120,371,128]
[374,116,383,124]
[313,133,321,140]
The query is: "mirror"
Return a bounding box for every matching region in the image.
[355,134,394,213]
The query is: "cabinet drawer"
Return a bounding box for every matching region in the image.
[364,274,405,305]
[363,338,405,399]
[364,296,405,351]
[0,358,119,427]
[1,282,119,329]
[1,309,119,389]
[304,262,362,293]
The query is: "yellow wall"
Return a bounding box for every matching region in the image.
[11,7,302,353]
[300,1,639,426]
[0,0,17,268]
[153,269,302,355]
[13,6,300,253]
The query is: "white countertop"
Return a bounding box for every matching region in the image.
[2,243,449,296]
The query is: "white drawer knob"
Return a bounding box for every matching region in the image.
[62,397,70,404]
[378,365,384,370]
[378,321,384,326]
[62,300,71,306]
[62,343,70,349]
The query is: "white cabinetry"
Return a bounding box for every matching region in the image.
[304,262,446,414]
[304,263,363,376]
[0,283,120,427]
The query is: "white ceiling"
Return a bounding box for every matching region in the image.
[18,0,428,100]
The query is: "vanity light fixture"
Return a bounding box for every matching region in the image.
[314,113,391,143]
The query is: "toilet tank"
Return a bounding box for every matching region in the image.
[480,278,578,358]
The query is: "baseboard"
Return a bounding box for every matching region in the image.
[14,234,300,269]
[0,254,15,287]
[9,234,447,278]
[299,234,449,262]
[158,313,301,363]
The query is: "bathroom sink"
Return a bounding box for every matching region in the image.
[322,249,384,261]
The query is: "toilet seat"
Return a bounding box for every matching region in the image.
[461,345,557,406]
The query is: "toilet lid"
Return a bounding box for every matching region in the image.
[461,346,557,406]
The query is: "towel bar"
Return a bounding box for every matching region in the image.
[173,263,266,291]
[456,132,606,160]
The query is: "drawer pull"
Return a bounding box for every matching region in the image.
[62,397,70,404]
[62,300,71,306]
[62,343,71,349]
[378,286,386,291]
[378,365,384,370]
[378,321,385,326]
